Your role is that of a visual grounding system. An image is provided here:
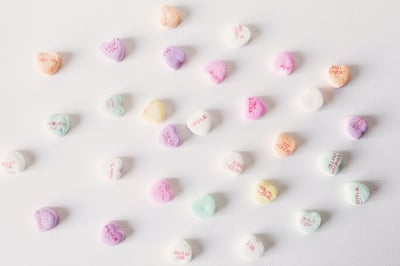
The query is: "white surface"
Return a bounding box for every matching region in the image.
[0,0,399,265]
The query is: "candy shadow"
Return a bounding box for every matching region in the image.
[160,99,175,119]
[185,239,202,260]
[175,123,192,144]
[361,180,380,199]
[176,6,190,22]
[210,193,228,213]
[208,109,223,130]
[338,151,352,173]
[349,65,361,84]
[313,209,331,227]
[258,96,275,114]
[285,132,306,150]
[267,179,288,198]
[246,24,261,43]
[18,150,36,169]
[120,93,133,114]
[318,87,336,107]
[291,51,305,72]
[254,233,275,253]
[69,114,81,133]
[115,220,134,239]
[240,151,254,172]
[224,60,237,79]
[121,38,135,59]
[363,115,378,135]
[59,52,73,71]
[168,178,182,198]
[53,207,69,225]
[121,156,134,177]
[181,46,197,66]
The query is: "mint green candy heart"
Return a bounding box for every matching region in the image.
[103,94,124,117]
[345,182,370,205]
[47,114,70,137]
[320,151,343,176]
[192,195,216,218]
[296,211,321,234]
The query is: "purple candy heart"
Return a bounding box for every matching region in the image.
[100,38,125,62]
[159,125,182,147]
[346,116,368,139]
[163,46,186,70]
[34,208,59,232]
[101,222,125,246]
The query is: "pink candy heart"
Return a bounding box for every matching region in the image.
[151,179,174,203]
[100,38,125,62]
[205,61,227,84]
[272,52,295,76]
[159,125,182,147]
[245,97,266,119]
[34,208,59,232]
[101,222,125,246]
[346,116,368,140]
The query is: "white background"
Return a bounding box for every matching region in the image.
[0,0,399,265]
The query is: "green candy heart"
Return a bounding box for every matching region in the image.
[103,94,124,117]
[192,194,216,219]
[320,152,343,176]
[296,211,322,234]
[47,114,70,137]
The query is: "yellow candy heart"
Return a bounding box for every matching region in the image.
[255,180,278,204]
[37,52,62,75]
[142,100,166,123]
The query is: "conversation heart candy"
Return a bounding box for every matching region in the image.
[47,114,70,137]
[255,180,278,204]
[273,133,297,157]
[34,208,59,232]
[100,38,125,62]
[101,221,125,246]
[186,110,212,135]
[227,24,251,48]
[160,5,181,29]
[205,61,227,84]
[328,65,350,88]
[296,211,322,234]
[151,179,174,203]
[102,158,123,180]
[37,52,62,75]
[142,100,166,123]
[0,151,26,174]
[159,125,182,147]
[241,234,265,260]
[299,88,324,112]
[272,52,295,76]
[345,182,370,205]
[320,152,343,176]
[102,94,124,117]
[163,46,186,70]
[169,240,192,264]
[192,194,216,219]
[221,151,244,176]
[245,97,266,120]
[346,116,368,140]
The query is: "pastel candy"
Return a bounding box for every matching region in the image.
[245,97,266,119]
[102,158,123,180]
[0,151,26,174]
[345,182,370,205]
[227,24,251,48]
[159,125,182,147]
[102,94,124,117]
[37,52,62,75]
[169,240,192,264]
[150,179,174,203]
[186,110,212,135]
[296,211,321,234]
[299,88,324,112]
[273,133,297,157]
[34,208,59,232]
[255,180,278,204]
[241,234,265,260]
[47,114,70,137]
[205,61,227,84]
[221,151,244,176]
[320,152,343,176]
[142,100,166,123]
[160,5,181,29]
[272,52,295,76]
[346,116,368,140]
[101,221,125,246]
[100,38,125,62]
[163,46,186,70]
[192,194,216,218]
[328,65,350,88]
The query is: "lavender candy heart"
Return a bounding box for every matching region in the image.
[159,125,182,147]
[163,46,186,70]
[100,38,125,62]
[101,222,125,246]
[346,116,368,140]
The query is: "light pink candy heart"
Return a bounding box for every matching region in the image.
[151,179,174,203]
[272,52,295,76]
[245,97,266,119]
[100,38,125,62]
[205,61,227,84]
[101,222,125,246]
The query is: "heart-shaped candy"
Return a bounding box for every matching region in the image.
[205,61,227,84]
[0,151,26,174]
[241,234,265,260]
[299,88,324,112]
[101,221,125,246]
[192,194,216,219]
[159,125,182,147]
[163,46,186,70]
[160,5,181,29]
[227,24,251,48]
[296,211,322,234]
[100,38,125,62]
[169,240,192,264]
[255,180,278,204]
[47,114,70,137]
[221,151,244,176]
[320,152,343,176]
[142,100,166,123]
[150,179,174,203]
[328,65,350,88]
[272,52,295,76]
[345,182,370,205]
[245,97,266,120]
[34,208,59,232]
[102,94,124,117]
[102,158,123,180]
[273,133,297,157]
[37,52,62,75]
[186,110,212,135]
[346,116,368,140]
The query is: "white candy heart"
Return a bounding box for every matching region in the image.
[101,158,123,180]
[221,152,244,176]
[227,24,251,48]
[169,240,192,264]
[241,235,265,260]
[0,151,26,174]
[299,88,324,112]
[186,110,212,135]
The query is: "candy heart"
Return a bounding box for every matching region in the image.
[142,100,166,123]
[328,65,350,88]
[320,152,343,176]
[346,116,368,140]
[299,88,324,112]
[245,97,266,120]
[37,52,62,75]
[255,180,278,204]
[169,240,192,264]
[159,125,182,147]
[160,5,181,29]
[345,182,370,205]
[99,38,125,62]
[0,151,26,174]
[296,211,322,234]
[102,158,123,180]
[47,114,70,137]
[163,46,186,70]
[102,94,124,117]
[34,208,59,232]
[150,179,174,203]
[241,234,265,260]
[186,110,212,135]
[227,24,251,48]
[273,133,297,157]
[221,151,244,176]
[101,221,125,246]
[192,194,216,219]
[272,52,295,76]
[205,61,227,84]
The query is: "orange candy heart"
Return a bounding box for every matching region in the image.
[273,133,297,157]
[37,52,62,75]
[328,65,350,88]
[160,5,181,28]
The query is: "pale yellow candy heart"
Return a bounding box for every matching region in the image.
[255,180,278,204]
[142,100,166,123]
[37,52,62,75]
[328,65,351,88]
[273,133,297,157]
